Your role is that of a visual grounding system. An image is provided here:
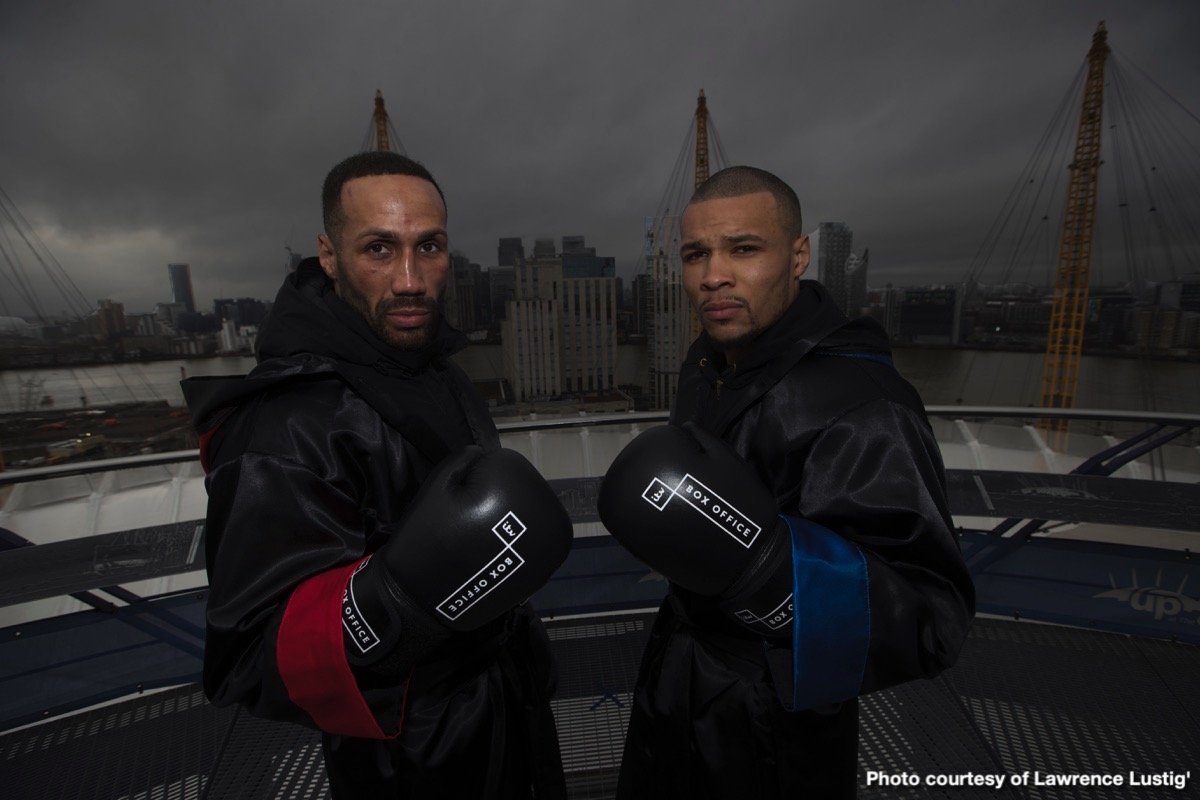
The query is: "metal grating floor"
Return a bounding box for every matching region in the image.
[2,614,1198,800]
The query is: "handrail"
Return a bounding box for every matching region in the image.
[0,405,1195,488]
[923,405,1200,424]
[0,449,204,486]
[495,410,668,432]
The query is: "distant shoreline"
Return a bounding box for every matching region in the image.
[2,341,1197,373]
[1,345,1195,420]
[0,351,255,372]
[887,341,1200,363]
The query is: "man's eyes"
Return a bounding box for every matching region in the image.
[363,241,443,256]
[681,246,756,261]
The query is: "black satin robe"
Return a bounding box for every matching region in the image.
[183,260,564,799]
[617,283,975,799]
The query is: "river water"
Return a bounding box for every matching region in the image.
[0,345,1196,415]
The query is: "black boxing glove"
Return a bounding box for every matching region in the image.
[598,423,794,637]
[342,446,572,672]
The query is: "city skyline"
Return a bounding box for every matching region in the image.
[2,236,1195,385]
[2,2,1199,315]
[2,232,1188,326]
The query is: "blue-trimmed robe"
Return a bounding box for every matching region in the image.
[616,283,975,799]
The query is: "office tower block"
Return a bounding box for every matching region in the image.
[444,253,483,331]
[473,269,492,329]
[812,223,853,314]
[560,235,612,284]
[213,298,268,326]
[489,266,516,324]
[561,235,595,256]
[632,273,654,336]
[500,237,620,401]
[532,238,557,259]
[646,220,692,410]
[168,263,196,314]
[503,258,563,401]
[93,299,126,342]
[498,237,525,268]
[845,248,869,316]
[561,244,619,395]
[897,287,959,344]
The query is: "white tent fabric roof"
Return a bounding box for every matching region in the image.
[2,419,1197,627]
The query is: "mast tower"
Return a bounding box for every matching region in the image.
[1038,22,1110,439]
[372,90,391,152]
[688,90,711,336]
[694,89,710,189]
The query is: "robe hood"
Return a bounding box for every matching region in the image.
[182,257,467,430]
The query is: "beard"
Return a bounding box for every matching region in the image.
[698,296,761,352]
[336,274,442,351]
[707,327,759,353]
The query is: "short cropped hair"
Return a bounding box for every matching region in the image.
[689,166,804,240]
[321,151,446,240]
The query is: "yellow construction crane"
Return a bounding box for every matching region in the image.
[1038,21,1109,442]
[372,90,391,152]
[694,89,710,190]
[690,89,711,336]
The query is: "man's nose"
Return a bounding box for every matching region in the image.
[390,250,426,295]
[700,253,735,291]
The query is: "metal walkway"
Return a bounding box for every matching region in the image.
[2,614,1197,800]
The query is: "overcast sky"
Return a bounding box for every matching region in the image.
[2,0,1198,317]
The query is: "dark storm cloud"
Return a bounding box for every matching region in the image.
[1,0,1198,316]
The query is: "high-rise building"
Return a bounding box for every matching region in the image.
[560,249,617,395]
[473,269,492,330]
[1086,292,1134,349]
[532,238,556,259]
[213,298,267,327]
[632,273,654,336]
[561,235,595,256]
[867,285,904,338]
[501,237,620,401]
[168,263,196,313]
[614,275,625,329]
[503,258,563,401]
[645,214,693,410]
[562,237,615,280]
[1153,275,1200,349]
[1159,274,1200,313]
[91,299,125,342]
[127,312,164,337]
[497,237,525,268]
[444,253,483,331]
[155,302,188,330]
[488,266,516,325]
[812,223,853,313]
[1134,306,1183,350]
[844,248,869,317]
[897,288,958,344]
